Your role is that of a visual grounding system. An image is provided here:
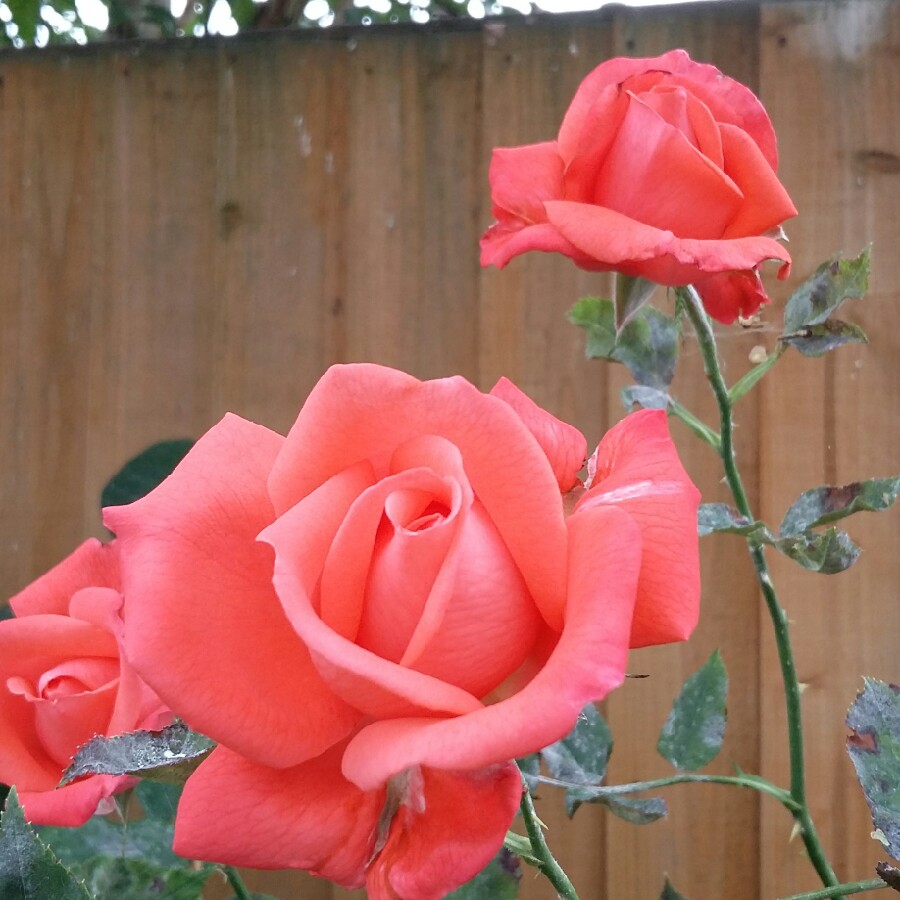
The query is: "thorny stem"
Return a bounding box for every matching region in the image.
[680,286,840,891]
[223,865,254,900]
[536,772,799,812]
[780,879,891,900]
[519,777,580,900]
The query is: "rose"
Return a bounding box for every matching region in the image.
[107,363,700,898]
[480,49,798,324]
[0,539,170,826]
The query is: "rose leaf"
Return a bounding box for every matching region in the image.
[659,876,690,900]
[540,703,613,792]
[779,478,900,536]
[444,848,520,899]
[0,788,90,900]
[621,386,671,411]
[568,297,680,389]
[782,246,870,333]
[846,678,900,860]
[101,438,194,511]
[657,650,728,772]
[697,504,773,541]
[781,319,869,358]
[773,527,862,575]
[614,274,657,333]
[61,721,215,787]
[564,788,668,824]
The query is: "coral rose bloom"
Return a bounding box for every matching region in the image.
[0,540,170,825]
[107,364,700,899]
[481,49,798,324]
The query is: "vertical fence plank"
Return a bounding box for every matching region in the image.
[759,2,900,896]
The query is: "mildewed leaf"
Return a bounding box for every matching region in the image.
[614,274,658,332]
[658,651,728,771]
[0,788,90,900]
[846,678,900,859]
[101,439,194,511]
[781,319,869,357]
[782,247,870,333]
[540,704,613,789]
[779,478,900,536]
[775,527,861,574]
[564,787,668,823]
[697,504,772,540]
[445,848,520,899]
[62,721,214,786]
[569,297,680,389]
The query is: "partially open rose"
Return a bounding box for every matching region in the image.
[0,540,170,826]
[107,364,700,898]
[480,49,798,324]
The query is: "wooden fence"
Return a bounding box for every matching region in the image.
[0,0,897,896]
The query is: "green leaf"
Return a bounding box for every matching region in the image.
[727,345,785,404]
[444,848,520,899]
[6,0,41,43]
[658,651,728,771]
[564,788,667,824]
[569,297,680,389]
[101,439,194,511]
[779,478,900,535]
[0,788,90,900]
[62,721,214,786]
[660,876,689,900]
[0,603,14,621]
[614,274,657,332]
[540,704,613,789]
[697,504,771,540]
[846,678,900,860]
[76,856,209,899]
[782,247,870,333]
[781,319,869,357]
[775,527,861,574]
[133,781,182,822]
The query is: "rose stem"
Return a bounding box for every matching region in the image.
[519,777,580,900]
[222,865,253,900]
[780,879,891,900]
[678,285,840,891]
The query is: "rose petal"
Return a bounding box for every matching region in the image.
[577,409,701,647]
[18,774,137,827]
[487,142,564,224]
[261,498,484,719]
[106,414,358,768]
[10,539,119,618]
[367,763,522,900]
[694,269,770,325]
[489,377,587,492]
[175,743,383,886]
[341,505,641,789]
[479,219,606,271]
[544,200,791,284]
[401,500,542,699]
[593,91,743,240]
[719,123,798,238]
[268,365,569,631]
[0,615,118,789]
